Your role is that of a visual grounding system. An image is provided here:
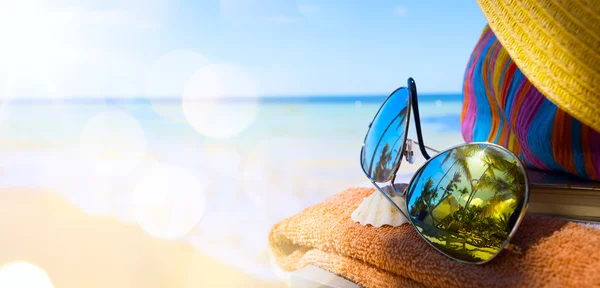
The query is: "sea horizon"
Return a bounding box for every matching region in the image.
[0,92,467,283]
[2,93,464,105]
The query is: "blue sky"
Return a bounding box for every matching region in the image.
[0,0,488,98]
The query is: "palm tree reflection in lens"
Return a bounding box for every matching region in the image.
[361,87,410,183]
[406,143,527,263]
[370,106,408,181]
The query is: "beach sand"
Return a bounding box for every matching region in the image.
[0,189,285,288]
[0,100,465,287]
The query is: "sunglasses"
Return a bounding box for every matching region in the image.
[360,77,529,264]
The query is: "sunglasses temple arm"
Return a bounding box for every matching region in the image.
[412,140,440,154]
[372,181,410,222]
[408,78,431,160]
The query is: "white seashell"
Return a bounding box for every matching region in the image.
[351,184,410,227]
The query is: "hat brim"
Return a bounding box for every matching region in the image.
[476,0,600,132]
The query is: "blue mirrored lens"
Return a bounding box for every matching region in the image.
[361,88,410,182]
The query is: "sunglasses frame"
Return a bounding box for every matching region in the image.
[361,78,431,185]
[360,78,530,264]
[403,141,530,264]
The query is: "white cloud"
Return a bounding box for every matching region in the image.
[394,6,407,16]
[493,198,516,217]
[470,197,483,207]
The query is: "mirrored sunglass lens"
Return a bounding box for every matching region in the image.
[361,88,410,182]
[406,143,527,263]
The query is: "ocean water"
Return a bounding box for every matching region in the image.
[0,95,465,281]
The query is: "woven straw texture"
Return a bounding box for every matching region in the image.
[476,0,600,132]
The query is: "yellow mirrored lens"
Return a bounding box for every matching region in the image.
[406,143,527,263]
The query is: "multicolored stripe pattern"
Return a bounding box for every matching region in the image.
[461,25,600,181]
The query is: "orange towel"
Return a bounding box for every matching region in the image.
[269,187,600,288]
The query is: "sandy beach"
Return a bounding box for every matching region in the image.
[0,188,285,288]
[0,100,465,286]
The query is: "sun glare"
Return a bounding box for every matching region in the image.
[0,1,48,67]
[466,150,488,180]
[0,0,75,82]
[0,262,54,288]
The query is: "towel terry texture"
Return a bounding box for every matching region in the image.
[269,187,600,288]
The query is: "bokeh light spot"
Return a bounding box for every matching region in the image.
[0,262,54,288]
[132,162,207,240]
[79,110,147,174]
[182,63,260,139]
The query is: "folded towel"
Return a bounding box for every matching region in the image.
[269,187,600,288]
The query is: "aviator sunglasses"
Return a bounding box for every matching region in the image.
[360,78,529,264]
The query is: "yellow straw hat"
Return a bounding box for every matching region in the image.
[475,0,600,132]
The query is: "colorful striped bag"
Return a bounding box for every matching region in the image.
[461,25,600,181]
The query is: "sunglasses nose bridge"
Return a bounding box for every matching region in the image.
[405,139,415,164]
[393,182,408,197]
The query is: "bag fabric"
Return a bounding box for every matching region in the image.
[461,25,600,181]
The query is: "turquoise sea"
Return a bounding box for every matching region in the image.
[0,94,465,282]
